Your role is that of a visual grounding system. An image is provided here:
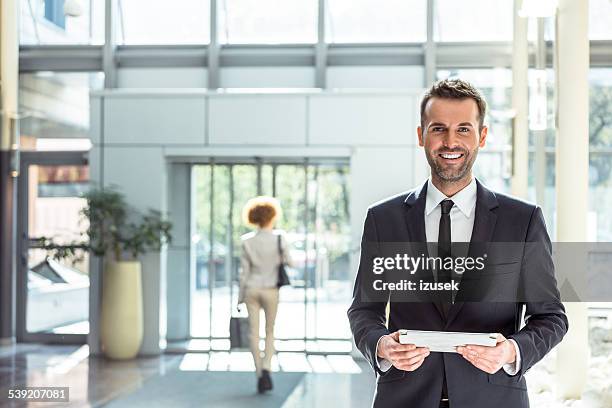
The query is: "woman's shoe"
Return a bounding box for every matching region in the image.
[261,369,273,391]
[257,375,266,393]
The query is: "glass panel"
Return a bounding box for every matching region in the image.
[326,0,426,43]
[590,69,612,148]
[526,69,556,231]
[526,150,556,236]
[26,164,90,334]
[117,0,210,44]
[434,0,513,42]
[191,165,211,337]
[19,72,104,151]
[527,16,555,42]
[218,0,317,44]
[589,0,612,40]
[192,164,260,340]
[312,165,352,339]
[274,165,307,340]
[436,68,513,192]
[261,164,274,197]
[191,161,351,347]
[210,165,232,338]
[305,165,316,339]
[589,68,612,241]
[20,0,104,45]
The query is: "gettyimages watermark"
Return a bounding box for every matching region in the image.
[356,242,612,303]
[372,253,487,275]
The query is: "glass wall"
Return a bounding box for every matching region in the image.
[25,163,90,335]
[589,0,612,40]
[434,0,513,42]
[218,0,317,44]
[18,0,610,45]
[520,67,612,242]
[20,0,104,45]
[436,68,513,193]
[589,68,612,242]
[116,0,210,45]
[19,72,104,151]
[526,69,556,235]
[325,0,427,43]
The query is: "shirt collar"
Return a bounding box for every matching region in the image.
[425,177,477,218]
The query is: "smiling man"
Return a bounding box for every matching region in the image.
[347,79,568,408]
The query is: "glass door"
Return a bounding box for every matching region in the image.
[190,159,352,352]
[17,151,90,343]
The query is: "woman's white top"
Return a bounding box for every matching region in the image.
[239,229,294,292]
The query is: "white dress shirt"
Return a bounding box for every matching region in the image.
[376,177,521,375]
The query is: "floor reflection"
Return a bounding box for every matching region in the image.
[0,344,369,408]
[1,343,602,407]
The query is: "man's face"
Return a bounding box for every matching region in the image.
[417,97,487,183]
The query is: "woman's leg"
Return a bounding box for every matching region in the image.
[245,288,262,376]
[260,288,280,372]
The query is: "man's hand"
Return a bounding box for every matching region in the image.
[456,334,516,374]
[377,331,430,372]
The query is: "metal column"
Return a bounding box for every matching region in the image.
[208,0,220,88]
[424,0,437,86]
[0,0,20,346]
[208,161,215,340]
[103,0,117,88]
[534,18,547,208]
[511,0,529,199]
[303,160,309,343]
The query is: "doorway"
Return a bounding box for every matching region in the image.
[190,158,352,353]
[16,151,90,344]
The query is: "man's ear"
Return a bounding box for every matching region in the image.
[417,126,425,147]
[478,126,488,148]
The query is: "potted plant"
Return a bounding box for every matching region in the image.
[82,187,172,359]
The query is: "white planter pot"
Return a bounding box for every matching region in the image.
[100,261,143,359]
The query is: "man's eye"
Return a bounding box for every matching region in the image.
[458,127,470,133]
[432,127,445,132]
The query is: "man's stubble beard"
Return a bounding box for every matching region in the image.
[425,146,479,184]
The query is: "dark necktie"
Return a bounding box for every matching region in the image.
[438,199,454,402]
[438,199,454,306]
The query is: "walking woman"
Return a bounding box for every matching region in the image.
[238,196,294,393]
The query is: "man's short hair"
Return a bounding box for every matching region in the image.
[420,79,487,132]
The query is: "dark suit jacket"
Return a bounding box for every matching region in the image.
[347,179,568,408]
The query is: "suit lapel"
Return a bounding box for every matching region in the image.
[445,179,499,326]
[403,180,428,250]
[403,180,446,319]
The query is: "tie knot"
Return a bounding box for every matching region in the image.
[440,199,454,215]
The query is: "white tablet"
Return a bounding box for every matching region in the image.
[398,329,499,353]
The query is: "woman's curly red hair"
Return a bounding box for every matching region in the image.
[242,196,282,228]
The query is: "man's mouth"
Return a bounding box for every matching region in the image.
[438,152,465,162]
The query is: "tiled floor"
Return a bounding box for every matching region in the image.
[0,344,374,408]
[0,344,184,407]
[0,343,608,407]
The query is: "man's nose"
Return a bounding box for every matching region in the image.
[441,131,460,149]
